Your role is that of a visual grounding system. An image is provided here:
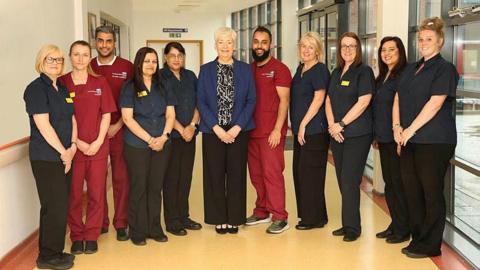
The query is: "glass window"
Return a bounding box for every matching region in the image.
[417,0,441,24]
[299,15,309,39]
[456,22,480,94]
[458,0,480,8]
[319,15,326,42]
[349,0,359,33]
[366,0,377,34]
[298,0,306,9]
[326,12,338,71]
[259,3,267,25]
[249,7,258,28]
[311,15,320,33]
[366,37,378,76]
[453,167,480,244]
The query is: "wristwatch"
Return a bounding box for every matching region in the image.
[190,122,199,129]
[163,132,171,139]
[339,121,346,128]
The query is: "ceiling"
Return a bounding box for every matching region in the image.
[132,0,267,13]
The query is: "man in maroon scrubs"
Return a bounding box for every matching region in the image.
[90,25,133,241]
[246,26,292,234]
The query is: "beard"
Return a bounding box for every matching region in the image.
[251,48,270,62]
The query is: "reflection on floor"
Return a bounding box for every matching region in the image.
[30,136,454,270]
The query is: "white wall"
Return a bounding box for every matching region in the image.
[281,0,300,73]
[0,0,75,146]
[132,7,229,68]
[0,145,39,259]
[377,0,409,49]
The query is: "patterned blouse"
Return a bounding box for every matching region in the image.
[216,62,234,126]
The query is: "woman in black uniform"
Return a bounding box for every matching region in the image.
[373,36,410,244]
[24,44,77,269]
[161,42,202,236]
[394,17,458,258]
[120,47,176,245]
[325,32,375,242]
[290,31,330,230]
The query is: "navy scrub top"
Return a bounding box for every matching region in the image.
[290,62,330,135]
[120,78,177,148]
[397,53,459,144]
[373,77,398,143]
[160,68,198,139]
[24,73,74,161]
[328,64,375,138]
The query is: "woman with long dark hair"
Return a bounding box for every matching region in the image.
[373,36,410,243]
[120,47,176,245]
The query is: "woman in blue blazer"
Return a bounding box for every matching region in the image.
[197,27,256,234]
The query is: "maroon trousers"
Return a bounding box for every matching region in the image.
[103,129,129,230]
[69,158,108,241]
[247,137,288,221]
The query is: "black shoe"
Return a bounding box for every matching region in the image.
[332,227,345,236]
[343,232,360,242]
[386,234,410,244]
[215,225,227,234]
[151,233,168,242]
[376,228,393,239]
[100,227,108,234]
[70,241,84,255]
[183,218,202,230]
[227,225,238,234]
[131,238,147,246]
[61,253,75,262]
[84,241,98,254]
[37,256,73,270]
[295,222,326,230]
[167,228,188,236]
[405,250,430,259]
[116,228,129,241]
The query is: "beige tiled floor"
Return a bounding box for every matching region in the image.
[48,136,438,270]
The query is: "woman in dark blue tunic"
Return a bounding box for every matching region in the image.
[372,36,409,244]
[325,32,375,242]
[394,17,459,258]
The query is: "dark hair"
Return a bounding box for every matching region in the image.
[336,32,363,69]
[376,36,407,83]
[68,40,98,77]
[95,25,116,41]
[253,26,272,43]
[163,42,186,67]
[132,47,160,95]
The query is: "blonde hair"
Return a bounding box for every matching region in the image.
[35,44,65,74]
[214,27,237,45]
[419,16,445,47]
[298,32,324,63]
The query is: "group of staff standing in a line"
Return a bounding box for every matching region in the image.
[24,15,458,270]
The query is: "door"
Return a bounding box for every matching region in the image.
[146,40,203,76]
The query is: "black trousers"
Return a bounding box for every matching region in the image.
[293,133,330,224]
[30,160,71,260]
[330,134,372,235]
[164,138,196,230]
[400,143,455,256]
[124,143,171,241]
[202,132,248,226]
[378,142,409,237]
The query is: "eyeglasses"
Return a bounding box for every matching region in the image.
[45,57,64,64]
[167,53,185,60]
[143,59,158,64]
[341,44,357,51]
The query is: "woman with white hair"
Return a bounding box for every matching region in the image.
[197,27,256,234]
[290,32,330,231]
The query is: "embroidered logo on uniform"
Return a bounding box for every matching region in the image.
[94,88,102,95]
[137,90,148,97]
[262,71,275,78]
[112,72,128,79]
[341,80,350,86]
[65,98,74,103]
[69,92,75,98]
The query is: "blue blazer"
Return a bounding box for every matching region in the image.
[197,58,256,133]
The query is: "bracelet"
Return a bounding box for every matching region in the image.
[147,137,153,144]
[71,141,77,146]
[392,124,402,130]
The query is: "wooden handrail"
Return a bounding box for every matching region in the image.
[0,137,30,152]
